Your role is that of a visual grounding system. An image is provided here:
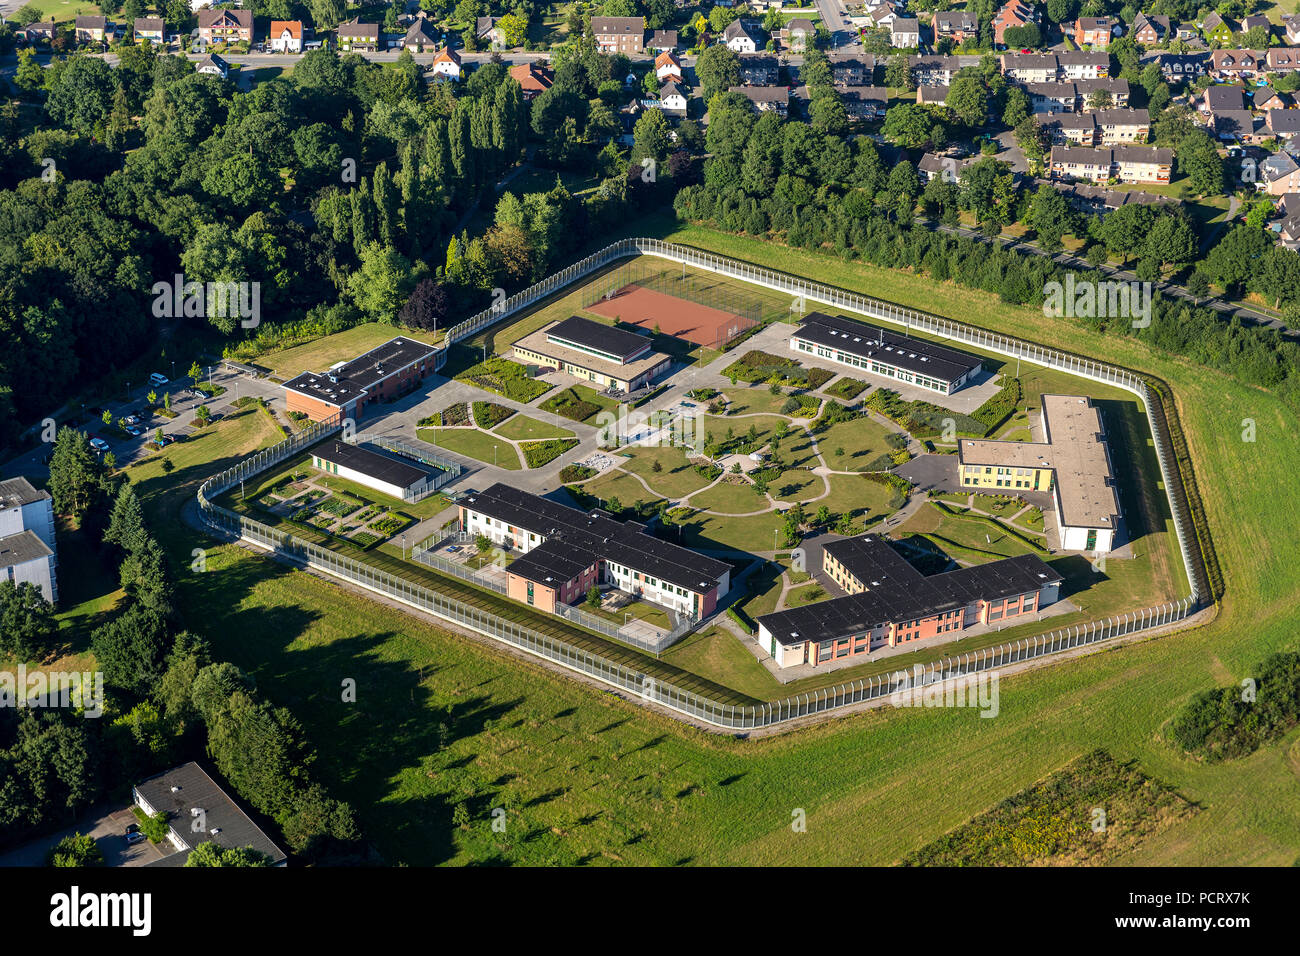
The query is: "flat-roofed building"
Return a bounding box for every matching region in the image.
[959,394,1120,552]
[310,441,440,501]
[282,336,439,422]
[511,316,670,394]
[758,534,1063,667]
[790,312,983,395]
[459,484,731,619]
[133,762,287,867]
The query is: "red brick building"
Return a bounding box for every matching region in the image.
[282,337,438,423]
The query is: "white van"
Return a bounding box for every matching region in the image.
[149,373,169,387]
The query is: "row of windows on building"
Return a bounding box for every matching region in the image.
[794,340,951,393]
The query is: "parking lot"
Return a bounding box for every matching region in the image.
[0,803,177,868]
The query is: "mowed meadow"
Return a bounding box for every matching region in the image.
[128,221,1300,866]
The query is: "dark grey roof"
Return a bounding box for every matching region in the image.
[312,441,433,489]
[462,484,730,594]
[504,539,594,587]
[135,762,286,866]
[283,336,436,408]
[1205,85,1245,111]
[547,315,652,362]
[0,530,52,569]
[0,477,49,509]
[760,538,1062,646]
[791,312,982,385]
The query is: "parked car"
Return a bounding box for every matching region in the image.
[89,437,110,453]
[124,424,145,437]
[151,435,175,449]
[149,372,169,387]
[125,823,145,845]
[124,414,141,426]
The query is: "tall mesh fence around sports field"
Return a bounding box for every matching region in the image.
[580,258,767,351]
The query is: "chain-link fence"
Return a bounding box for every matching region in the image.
[356,433,462,502]
[196,239,1210,730]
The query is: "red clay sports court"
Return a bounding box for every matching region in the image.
[586,284,756,350]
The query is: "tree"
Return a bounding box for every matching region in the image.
[947,74,988,127]
[47,832,104,867]
[1028,184,1070,252]
[90,604,169,695]
[47,428,102,519]
[1144,213,1197,271]
[882,103,943,149]
[184,842,271,867]
[696,44,741,102]
[104,484,147,556]
[585,583,600,608]
[884,55,915,91]
[0,582,57,661]
[399,278,450,331]
[348,242,416,322]
[631,108,672,167]
[46,56,116,135]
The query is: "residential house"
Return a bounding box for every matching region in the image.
[1241,14,1271,36]
[934,11,978,44]
[1201,13,1235,45]
[1112,144,1174,182]
[1036,111,1098,145]
[1072,16,1114,49]
[269,20,304,53]
[647,29,677,51]
[197,8,252,45]
[1203,84,1245,114]
[738,54,780,85]
[909,54,961,85]
[133,17,164,44]
[509,61,553,100]
[891,17,920,48]
[74,15,107,44]
[840,85,888,119]
[1025,82,1079,113]
[785,17,816,51]
[1000,53,1059,83]
[1284,15,1300,45]
[337,18,380,52]
[1049,145,1172,183]
[475,16,506,49]
[723,19,759,53]
[1096,108,1150,143]
[1253,85,1288,112]
[1275,208,1300,249]
[1267,108,1300,138]
[826,53,875,86]
[19,22,56,44]
[196,52,229,78]
[658,80,689,117]
[592,16,645,54]
[402,18,438,52]
[431,46,462,81]
[1266,48,1300,72]
[1214,110,1259,142]
[1259,152,1300,195]
[1211,48,1267,78]
[1048,179,1175,216]
[917,85,948,105]
[918,151,977,182]
[1131,13,1170,45]
[729,85,789,115]
[992,1,1039,46]
[1076,77,1130,109]
[656,50,683,83]
[1057,51,1109,79]
[1155,52,1209,82]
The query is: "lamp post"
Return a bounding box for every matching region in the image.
[493,445,498,467]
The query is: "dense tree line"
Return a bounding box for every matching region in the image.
[0,36,683,451]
